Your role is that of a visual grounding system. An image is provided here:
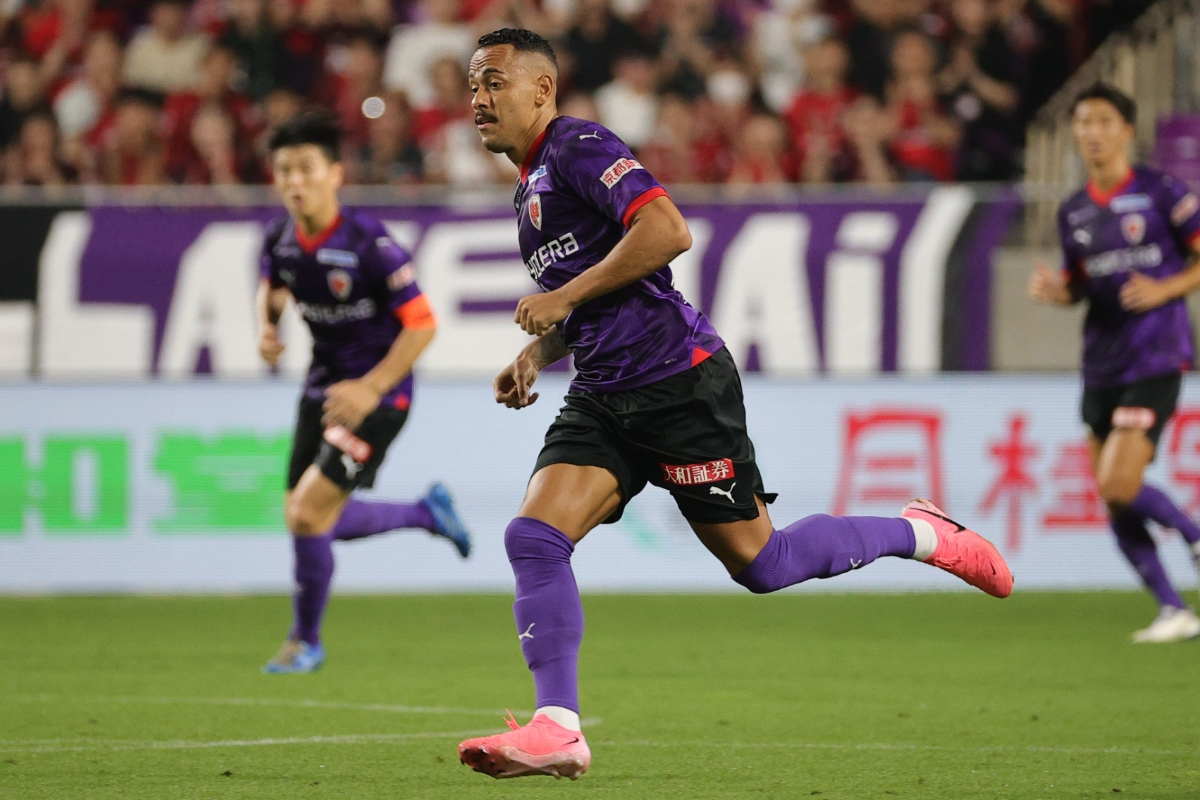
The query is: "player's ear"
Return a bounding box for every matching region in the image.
[330,160,346,190]
[535,71,555,109]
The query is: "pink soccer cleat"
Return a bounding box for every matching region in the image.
[902,499,1014,598]
[458,712,591,780]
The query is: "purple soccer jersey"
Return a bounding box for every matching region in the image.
[260,209,431,408]
[1058,165,1200,388]
[514,116,724,392]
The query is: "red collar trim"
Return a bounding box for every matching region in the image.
[519,127,550,183]
[1087,168,1135,208]
[295,213,343,254]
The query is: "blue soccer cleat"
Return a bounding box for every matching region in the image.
[421,482,472,558]
[262,640,325,674]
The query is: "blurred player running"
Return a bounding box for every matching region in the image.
[257,111,471,673]
[1030,84,1200,643]
[456,29,1012,780]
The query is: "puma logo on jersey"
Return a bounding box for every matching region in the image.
[850,558,863,569]
[578,132,602,140]
[518,623,536,641]
[709,483,737,503]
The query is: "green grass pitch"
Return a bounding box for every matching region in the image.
[1,592,1197,799]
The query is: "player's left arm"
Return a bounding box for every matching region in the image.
[1121,183,1200,313]
[323,242,438,429]
[514,196,691,336]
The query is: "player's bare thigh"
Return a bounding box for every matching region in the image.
[285,466,352,536]
[1088,429,1155,510]
[518,464,623,543]
[689,497,775,575]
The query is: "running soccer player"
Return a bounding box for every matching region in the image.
[1030,83,1200,643]
[257,111,472,673]
[456,28,1012,780]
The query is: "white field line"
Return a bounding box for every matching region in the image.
[0,729,496,755]
[596,740,1189,757]
[7,694,533,718]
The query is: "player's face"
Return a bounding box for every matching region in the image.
[271,144,343,220]
[468,45,552,154]
[1071,99,1133,168]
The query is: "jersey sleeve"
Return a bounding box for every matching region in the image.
[366,231,437,330]
[558,129,669,228]
[1158,174,1200,249]
[260,225,284,287]
[1056,204,1085,284]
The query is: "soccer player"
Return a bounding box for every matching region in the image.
[456,28,1012,780]
[1030,84,1200,643]
[256,111,472,673]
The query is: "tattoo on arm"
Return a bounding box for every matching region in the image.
[529,327,570,369]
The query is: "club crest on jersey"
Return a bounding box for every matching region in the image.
[1121,213,1145,245]
[600,158,643,189]
[327,269,353,300]
[529,193,543,230]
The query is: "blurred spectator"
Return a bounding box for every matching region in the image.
[655,0,745,100]
[882,29,959,181]
[164,44,263,183]
[725,113,788,187]
[349,92,424,183]
[938,0,1020,179]
[706,63,753,147]
[6,110,77,186]
[751,0,832,113]
[785,36,858,182]
[844,0,904,101]
[186,102,244,183]
[562,0,641,92]
[300,0,392,36]
[219,0,287,100]
[843,96,896,182]
[328,34,388,149]
[0,57,49,154]
[999,0,1073,127]
[124,0,210,92]
[53,29,122,176]
[596,52,658,149]
[413,56,470,142]
[559,91,600,121]
[98,87,166,185]
[382,0,473,108]
[638,93,729,182]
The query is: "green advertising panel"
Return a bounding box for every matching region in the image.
[0,435,128,534]
[153,433,289,532]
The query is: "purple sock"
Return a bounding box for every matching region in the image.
[734,515,916,594]
[331,497,436,541]
[1111,510,1187,609]
[505,517,583,713]
[289,533,334,645]
[1129,484,1200,545]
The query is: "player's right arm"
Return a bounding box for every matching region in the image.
[256,278,291,366]
[494,327,570,409]
[1029,205,1085,307]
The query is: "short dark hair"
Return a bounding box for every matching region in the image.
[268,110,341,163]
[1072,83,1136,124]
[477,28,558,69]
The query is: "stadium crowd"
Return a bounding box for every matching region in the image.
[0,0,1156,187]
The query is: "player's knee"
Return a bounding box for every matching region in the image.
[1096,472,1139,510]
[504,517,573,562]
[285,498,329,536]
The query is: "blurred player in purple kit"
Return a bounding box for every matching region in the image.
[456,29,1012,781]
[1030,84,1200,643]
[256,111,472,673]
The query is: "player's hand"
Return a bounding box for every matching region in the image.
[1120,272,1172,313]
[258,326,285,366]
[1028,262,1071,305]
[514,290,573,336]
[494,351,540,409]
[323,379,382,430]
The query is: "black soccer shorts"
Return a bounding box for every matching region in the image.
[287,397,408,491]
[534,347,777,525]
[1081,371,1182,449]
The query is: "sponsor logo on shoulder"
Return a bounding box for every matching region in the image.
[659,458,735,486]
[1111,193,1152,213]
[1172,193,1200,226]
[274,244,303,258]
[1112,406,1156,431]
[1121,213,1146,245]
[528,193,543,230]
[327,268,353,300]
[527,165,548,183]
[1068,206,1097,225]
[600,158,643,189]
[316,248,358,269]
[387,264,416,291]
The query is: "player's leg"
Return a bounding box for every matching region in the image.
[459,398,632,780]
[1089,430,1200,641]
